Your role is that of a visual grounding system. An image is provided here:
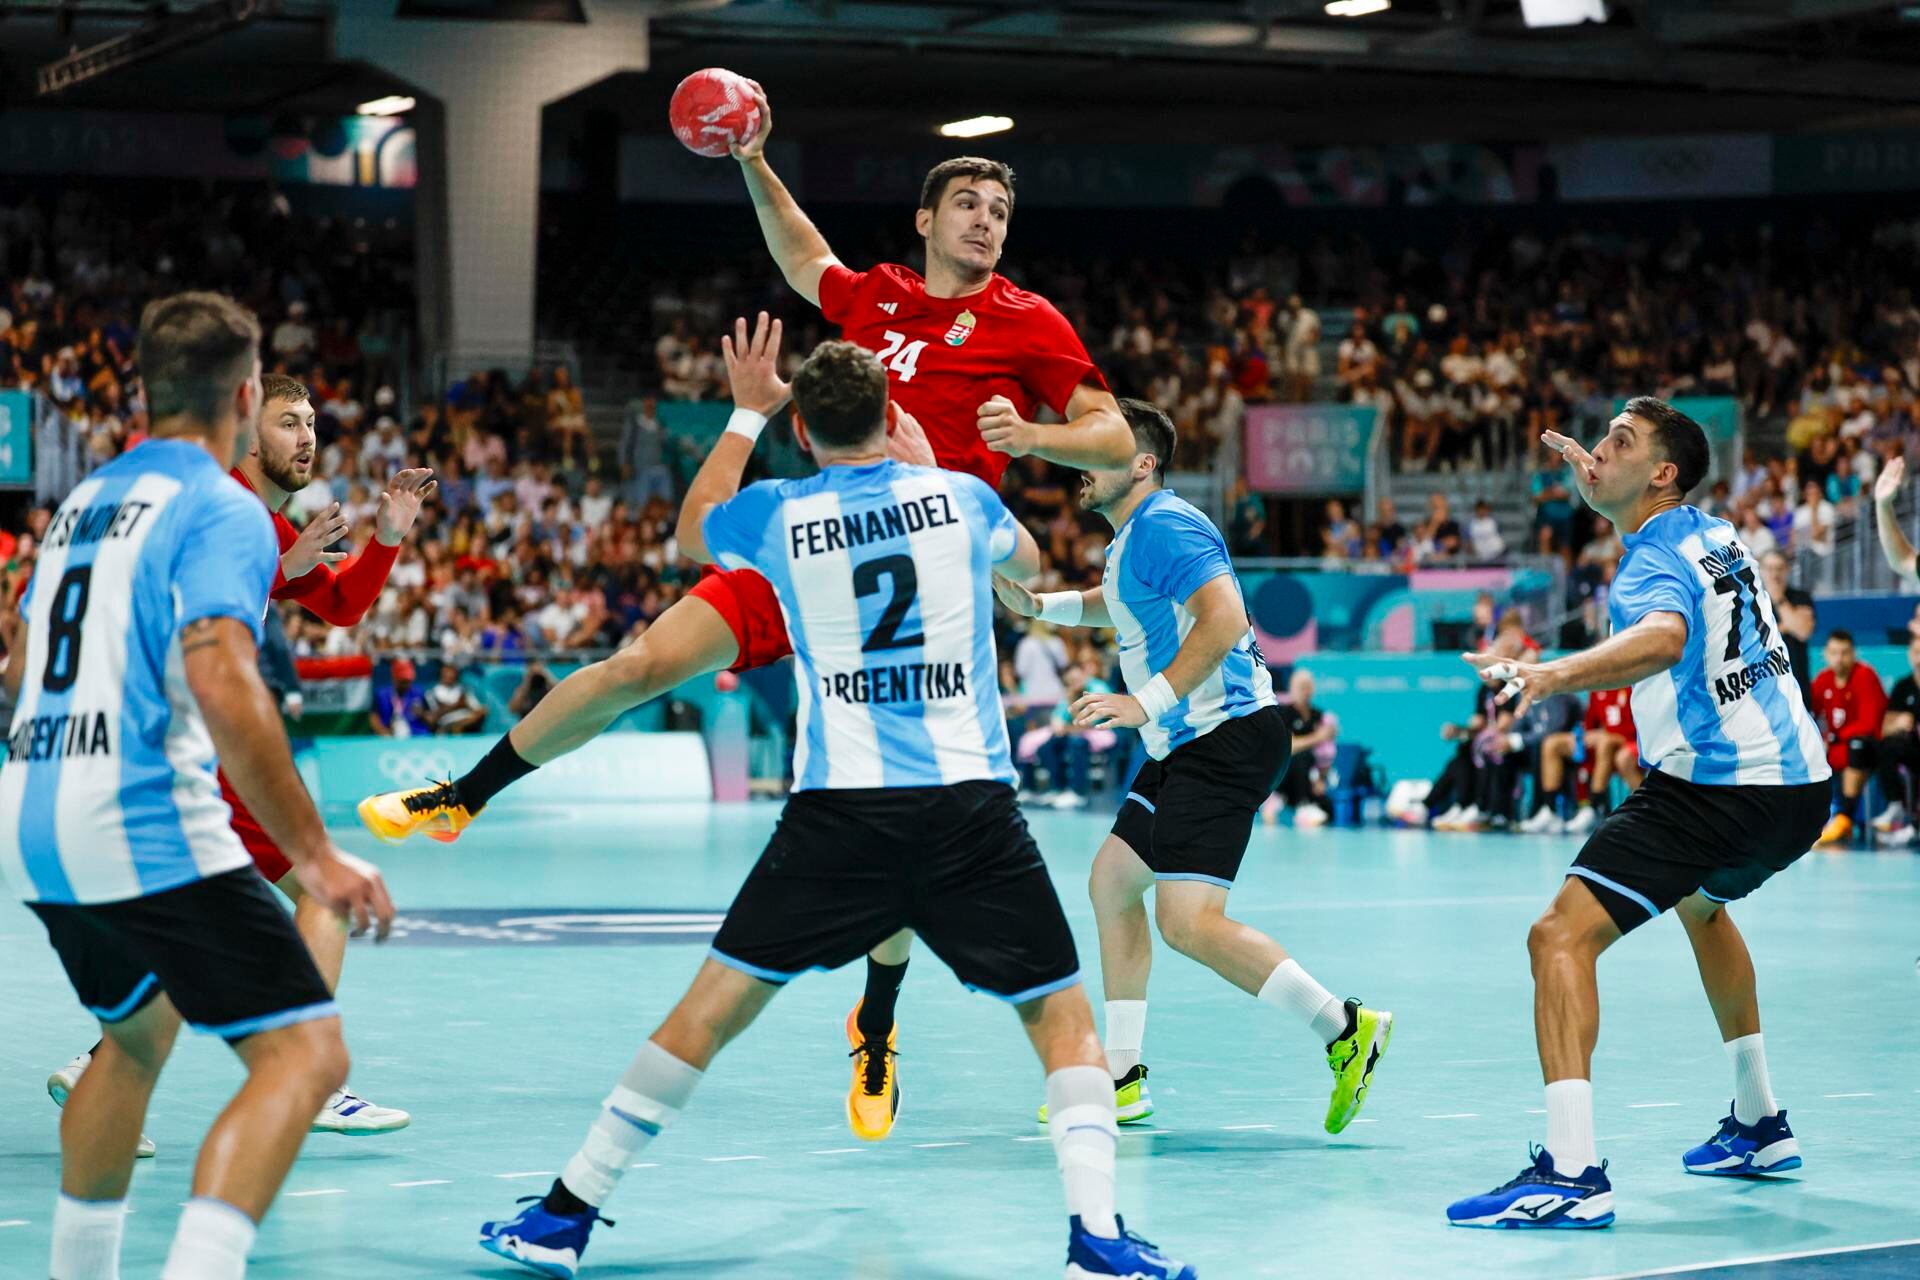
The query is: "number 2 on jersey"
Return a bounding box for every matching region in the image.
[874,330,927,383]
[1713,567,1772,663]
[853,554,924,652]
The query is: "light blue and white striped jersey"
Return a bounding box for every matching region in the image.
[0,440,278,906]
[1103,488,1276,760]
[703,460,1020,791]
[1610,505,1829,787]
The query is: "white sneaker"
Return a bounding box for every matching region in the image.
[1873,802,1908,833]
[1294,805,1329,828]
[48,1052,157,1158]
[1399,802,1429,827]
[1518,807,1562,834]
[1881,824,1916,847]
[1050,792,1089,810]
[1431,804,1466,829]
[1562,805,1599,835]
[1439,804,1483,831]
[312,1088,411,1135]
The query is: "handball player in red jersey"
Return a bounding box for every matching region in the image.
[359,83,1132,1142]
[50,373,431,1144]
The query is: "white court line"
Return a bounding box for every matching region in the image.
[1525,1108,1546,1114]
[1627,1102,1681,1109]
[1350,1118,1379,1124]
[808,1149,861,1155]
[1574,1236,1920,1280]
[1424,1113,1480,1120]
[0,1221,29,1228]
[1013,1136,1051,1143]
[629,1162,658,1169]
[1824,1091,1874,1098]
[285,1189,347,1198]
[704,1155,764,1163]
[1221,1124,1273,1131]
[493,1171,556,1180]
[913,1142,968,1149]
[390,1180,450,1188]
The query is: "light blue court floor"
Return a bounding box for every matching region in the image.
[4,805,1919,1279]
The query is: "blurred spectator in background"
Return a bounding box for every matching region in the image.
[1759,550,1816,708]
[509,661,558,717]
[1468,499,1505,562]
[1271,668,1337,828]
[371,659,431,737]
[1014,619,1070,711]
[1871,637,1920,847]
[1813,630,1886,846]
[1226,479,1266,556]
[422,662,487,735]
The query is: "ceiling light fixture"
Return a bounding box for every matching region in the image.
[938,115,1013,139]
[1324,0,1390,16]
[357,95,417,117]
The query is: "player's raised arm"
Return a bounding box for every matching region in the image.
[732,84,840,307]
[993,576,1114,629]
[1874,455,1917,581]
[677,312,788,562]
[1073,575,1247,730]
[182,615,393,939]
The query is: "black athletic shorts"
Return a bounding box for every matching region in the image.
[29,868,337,1040]
[1112,705,1293,887]
[709,780,1080,1004]
[1569,770,1829,934]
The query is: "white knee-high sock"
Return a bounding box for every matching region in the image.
[51,1194,125,1280]
[1102,1001,1147,1078]
[1046,1066,1119,1240]
[560,1041,703,1207]
[1544,1078,1598,1174]
[160,1198,255,1280]
[1256,959,1349,1047]
[1726,1033,1778,1125]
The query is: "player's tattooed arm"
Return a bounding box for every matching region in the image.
[178,615,226,657]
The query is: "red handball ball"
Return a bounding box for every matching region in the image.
[669,68,761,159]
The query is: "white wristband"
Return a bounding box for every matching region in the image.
[1135,673,1178,721]
[1034,591,1083,626]
[723,408,768,442]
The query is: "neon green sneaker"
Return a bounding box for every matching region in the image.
[1037,1065,1155,1125]
[1324,998,1392,1134]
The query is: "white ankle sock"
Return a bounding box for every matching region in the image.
[1544,1078,1598,1174]
[1046,1066,1119,1240]
[1102,1001,1147,1078]
[1726,1033,1778,1126]
[560,1040,703,1207]
[1256,959,1349,1047]
[51,1194,125,1280]
[160,1198,255,1280]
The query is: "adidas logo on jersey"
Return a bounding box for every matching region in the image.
[877,301,898,315]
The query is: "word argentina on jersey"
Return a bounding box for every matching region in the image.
[820,662,969,706]
[788,491,961,559]
[7,710,112,764]
[1695,541,1791,708]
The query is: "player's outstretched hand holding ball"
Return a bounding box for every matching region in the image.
[298,844,396,942]
[1875,454,1905,507]
[721,312,789,415]
[668,67,765,160]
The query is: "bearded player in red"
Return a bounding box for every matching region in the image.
[360,83,1131,1144]
[50,373,430,1149]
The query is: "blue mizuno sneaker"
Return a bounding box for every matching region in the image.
[1066,1215,1197,1279]
[1683,1106,1802,1176]
[478,1196,611,1278]
[1446,1145,1615,1229]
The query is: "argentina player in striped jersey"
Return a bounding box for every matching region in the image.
[1448,398,1829,1232]
[1,293,394,1280]
[995,400,1393,1137]
[477,318,1195,1280]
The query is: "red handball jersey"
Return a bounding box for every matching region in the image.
[1812,663,1888,770]
[230,468,399,627]
[1584,688,1636,740]
[817,262,1107,487]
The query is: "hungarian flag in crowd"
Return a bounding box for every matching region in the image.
[294,653,373,735]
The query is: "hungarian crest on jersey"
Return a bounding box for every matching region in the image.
[943,309,977,347]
